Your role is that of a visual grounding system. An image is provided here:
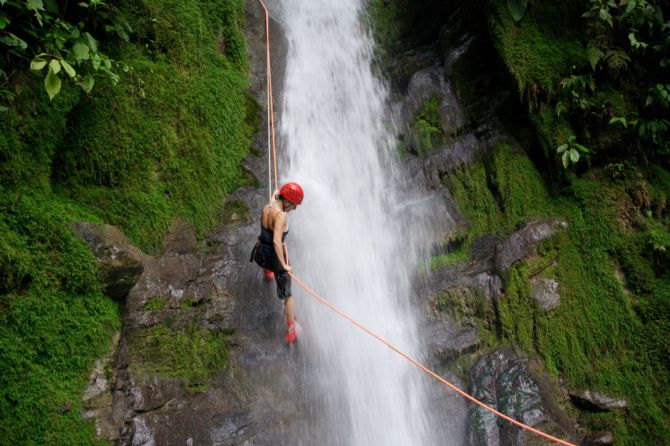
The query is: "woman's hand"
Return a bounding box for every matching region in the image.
[282,264,292,273]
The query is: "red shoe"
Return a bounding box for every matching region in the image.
[263,269,274,281]
[285,320,298,344]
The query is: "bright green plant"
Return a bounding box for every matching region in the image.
[0,0,129,100]
[557,135,589,168]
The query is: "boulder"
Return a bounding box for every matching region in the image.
[405,65,465,136]
[71,222,146,300]
[583,431,615,445]
[494,220,568,275]
[469,349,547,446]
[423,119,506,189]
[426,317,480,363]
[569,390,627,411]
[530,278,561,311]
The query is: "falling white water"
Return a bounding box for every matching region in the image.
[275,0,452,444]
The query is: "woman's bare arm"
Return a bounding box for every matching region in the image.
[273,211,291,272]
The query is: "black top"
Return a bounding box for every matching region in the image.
[259,225,288,245]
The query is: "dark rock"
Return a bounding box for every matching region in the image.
[386,43,443,90]
[493,220,568,275]
[569,390,627,411]
[469,350,546,446]
[131,377,179,413]
[424,132,482,188]
[70,222,146,300]
[470,235,502,261]
[583,431,615,445]
[405,65,465,135]
[423,120,507,189]
[425,317,480,363]
[530,278,561,311]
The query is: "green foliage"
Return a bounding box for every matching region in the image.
[129,322,230,392]
[0,0,252,442]
[0,0,128,101]
[489,0,670,166]
[488,0,585,105]
[0,193,119,445]
[451,151,670,443]
[497,265,535,351]
[557,135,590,168]
[448,142,552,249]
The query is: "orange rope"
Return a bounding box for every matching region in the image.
[290,273,577,446]
[255,2,576,445]
[257,0,279,193]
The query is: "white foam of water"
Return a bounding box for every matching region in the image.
[275,1,455,444]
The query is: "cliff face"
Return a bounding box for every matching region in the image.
[0,0,257,443]
[371,0,670,444]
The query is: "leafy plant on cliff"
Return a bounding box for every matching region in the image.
[557,135,590,168]
[0,0,254,443]
[0,0,128,101]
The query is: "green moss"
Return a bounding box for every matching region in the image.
[180,297,196,309]
[129,322,229,392]
[0,194,120,445]
[446,142,553,253]
[488,0,585,105]
[451,150,670,443]
[0,0,252,442]
[414,96,445,156]
[144,296,167,312]
[430,249,469,270]
[497,264,535,352]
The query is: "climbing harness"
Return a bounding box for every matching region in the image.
[255,1,577,445]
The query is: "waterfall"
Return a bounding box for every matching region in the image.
[274,0,455,444]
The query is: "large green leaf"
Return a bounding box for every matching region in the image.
[26,0,44,11]
[507,0,528,22]
[30,57,47,70]
[0,33,28,50]
[48,58,61,74]
[60,59,76,78]
[72,42,90,60]
[26,0,44,25]
[78,74,94,93]
[44,67,61,101]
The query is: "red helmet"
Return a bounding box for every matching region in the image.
[279,182,304,205]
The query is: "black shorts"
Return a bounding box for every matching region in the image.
[275,270,292,300]
[250,241,291,299]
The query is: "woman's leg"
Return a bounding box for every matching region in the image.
[284,296,295,323]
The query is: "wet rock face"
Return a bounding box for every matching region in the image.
[405,65,465,135]
[425,316,481,364]
[469,350,546,446]
[70,221,146,300]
